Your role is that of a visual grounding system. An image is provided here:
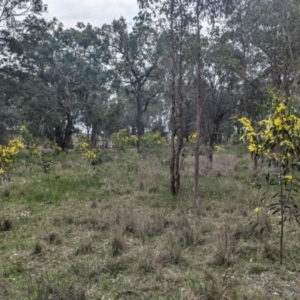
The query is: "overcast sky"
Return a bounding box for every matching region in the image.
[44,0,139,28]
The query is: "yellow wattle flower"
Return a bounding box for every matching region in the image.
[254,207,263,213]
[247,144,257,152]
[284,175,294,183]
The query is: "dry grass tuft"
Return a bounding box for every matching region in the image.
[250,208,272,240]
[261,241,275,261]
[197,154,240,176]
[171,213,195,248]
[101,256,129,275]
[32,241,43,255]
[135,247,158,273]
[136,208,168,239]
[109,207,168,243]
[32,275,87,300]
[75,241,93,256]
[90,200,97,209]
[47,232,62,245]
[212,225,237,266]
[156,237,184,266]
[110,229,126,256]
[3,187,10,197]
[0,216,13,231]
[201,271,239,300]
[0,278,10,299]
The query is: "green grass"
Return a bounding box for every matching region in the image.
[0,147,300,299]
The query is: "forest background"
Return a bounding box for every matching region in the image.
[1,0,300,299]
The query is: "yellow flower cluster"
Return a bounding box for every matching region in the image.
[284,175,294,182]
[189,133,198,143]
[0,139,24,174]
[140,132,164,145]
[239,92,300,180]
[215,145,222,153]
[254,207,263,213]
[53,143,63,154]
[80,142,98,160]
[111,129,138,151]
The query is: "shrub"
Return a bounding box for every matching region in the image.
[0,138,24,177]
[239,91,300,264]
[80,142,101,165]
[111,129,138,153]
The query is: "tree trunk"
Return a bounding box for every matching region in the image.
[86,125,91,143]
[136,82,144,150]
[194,3,202,206]
[169,0,177,195]
[55,125,64,149]
[91,124,98,147]
[175,3,185,193]
[63,114,73,150]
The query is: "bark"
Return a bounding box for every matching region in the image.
[63,113,73,150]
[136,83,145,137]
[194,3,202,206]
[55,125,64,149]
[54,114,73,151]
[136,82,144,150]
[175,2,185,193]
[86,125,91,143]
[91,124,98,147]
[169,0,177,195]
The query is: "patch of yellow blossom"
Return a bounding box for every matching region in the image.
[0,139,24,174]
[239,117,254,130]
[215,145,222,153]
[111,129,138,151]
[82,150,97,160]
[239,93,300,168]
[189,133,198,144]
[80,142,98,160]
[279,140,294,150]
[284,175,294,183]
[275,102,286,114]
[140,132,164,146]
[254,207,263,213]
[81,142,89,149]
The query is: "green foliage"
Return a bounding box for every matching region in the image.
[80,142,101,165]
[239,91,300,264]
[139,131,164,156]
[140,132,163,146]
[0,139,24,178]
[111,129,138,152]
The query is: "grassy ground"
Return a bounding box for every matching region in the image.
[1,145,300,299]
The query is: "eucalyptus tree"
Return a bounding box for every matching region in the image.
[252,0,300,96]
[191,0,233,204]
[136,0,195,194]
[80,74,125,147]
[0,75,21,142]
[0,0,45,23]
[0,0,47,73]
[0,0,47,135]
[19,18,111,149]
[220,0,300,122]
[102,17,161,147]
[137,0,232,200]
[223,0,254,114]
